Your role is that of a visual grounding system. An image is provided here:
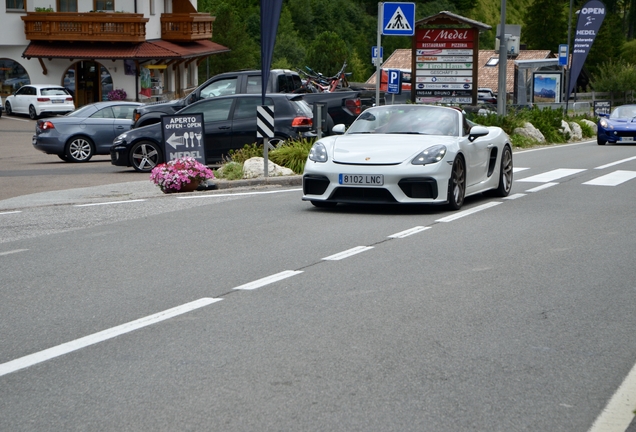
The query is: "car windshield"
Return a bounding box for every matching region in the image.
[610,105,636,119]
[346,105,460,136]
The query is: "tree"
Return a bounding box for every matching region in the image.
[305,31,349,76]
[521,0,567,51]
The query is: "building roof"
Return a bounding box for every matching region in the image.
[416,10,491,31]
[366,48,554,93]
[22,39,230,62]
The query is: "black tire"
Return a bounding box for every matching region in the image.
[447,156,466,210]
[597,136,607,145]
[130,140,162,173]
[311,200,337,208]
[28,105,38,120]
[65,136,94,162]
[5,101,12,116]
[486,145,513,197]
[57,154,70,162]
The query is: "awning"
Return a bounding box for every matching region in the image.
[22,39,230,61]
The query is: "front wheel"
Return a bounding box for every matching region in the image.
[486,146,513,197]
[597,136,607,145]
[28,105,39,120]
[447,156,466,210]
[66,136,94,162]
[130,141,162,173]
[5,101,12,116]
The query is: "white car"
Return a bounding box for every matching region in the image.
[0,94,3,118]
[4,84,74,120]
[302,104,513,210]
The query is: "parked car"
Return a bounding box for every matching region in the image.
[0,94,3,118]
[111,93,315,172]
[33,101,141,162]
[4,74,30,90]
[597,104,636,145]
[302,104,513,210]
[477,87,497,105]
[5,84,74,120]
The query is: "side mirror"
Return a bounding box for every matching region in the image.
[468,125,489,142]
[332,124,346,134]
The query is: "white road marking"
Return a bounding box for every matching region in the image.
[3,116,30,122]
[74,199,146,207]
[0,297,222,378]
[435,202,502,223]
[517,168,586,183]
[322,246,374,261]
[587,361,636,432]
[177,188,302,200]
[525,183,558,192]
[595,156,636,170]
[0,210,22,215]
[233,270,303,290]
[503,193,526,200]
[388,226,430,238]
[584,170,636,186]
[513,167,530,173]
[0,249,28,256]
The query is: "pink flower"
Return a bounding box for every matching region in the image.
[150,157,214,193]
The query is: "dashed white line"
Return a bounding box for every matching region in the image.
[0,297,222,378]
[525,182,558,193]
[517,168,586,183]
[0,249,28,256]
[233,270,303,290]
[177,188,302,200]
[595,156,636,170]
[0,210,22,215]
[583,170,636,186]
[74,199,146,207]
[587,361,636,432]
[436,202,502,223]
[503,193,526,200]
[388,226,430,238]
[513,167,530,173]
[323,246,374,261]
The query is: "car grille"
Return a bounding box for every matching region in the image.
[330,187,397,203]
[303,175,330,195]
[397,178,438,199]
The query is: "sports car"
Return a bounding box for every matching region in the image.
[597,104,636,145]
[302,104,513,210]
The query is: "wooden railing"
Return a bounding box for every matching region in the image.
[22,12,148,43]
[161,13,214,42]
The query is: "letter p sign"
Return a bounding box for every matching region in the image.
[387,69,401,95]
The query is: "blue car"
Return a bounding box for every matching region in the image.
[33,101,142,162]
[597,104,636,145]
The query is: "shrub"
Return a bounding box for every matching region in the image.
[228,143,263,163]
[107,88,127,101]
[518,105,566,144]
[269,137,315,173]
[214,161,243,180]
[577,120,594,138]
[509,133,540,148]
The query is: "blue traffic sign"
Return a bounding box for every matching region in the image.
[372,46,383,59]
[558,44,568,67]
[387,69,401,95]
[382,3,415,36]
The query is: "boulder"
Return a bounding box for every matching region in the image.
[513,122,546,143]
[568,121,583,141]
[560,120,573,141]
[580,118,598,134]
[242,157,295,179]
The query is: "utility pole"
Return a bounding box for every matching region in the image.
[497,0,507,116]
[565,0,574,111]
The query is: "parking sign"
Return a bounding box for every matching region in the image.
[387,69,401,95]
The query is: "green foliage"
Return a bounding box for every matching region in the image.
[518,106,566,144]
[521,0,567,51]
[468,112,524,136]
[621,40,636,64]
[227,143,263,164]
[509,133,540,148]
[586,13,626,79]
[305,31,349,77]
[269,137,315,174]
[215,161,244,180]
[576,120,594,138]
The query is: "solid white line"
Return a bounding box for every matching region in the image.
[233,270,303,290]
[0,249,28,256]
[525,182,558,192]
[517,168,586,183]
[587,361,636,432]
[3,116,30,122]
[513,167,530,173]
[514,141,592,153]
[388,226,430,238]
[584,170,636,186]
[323,246,374,261]
[74,199,146,207]
[595,156,636,170]
[0,210,22,215]
[177,188,302,200]
[435,202,502,223]
[503,193,526,200]
[0,297,222,378]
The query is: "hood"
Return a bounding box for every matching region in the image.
[331,134,454,164]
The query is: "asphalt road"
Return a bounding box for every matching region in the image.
[2,116,636,431]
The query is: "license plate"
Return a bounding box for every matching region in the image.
[619,136,636,142]
[339,174,384,186]
[51,99,64,103]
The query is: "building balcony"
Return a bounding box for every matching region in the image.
[161,13,214,42]
[22,12,148,43]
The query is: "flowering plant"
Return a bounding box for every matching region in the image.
[150,156,215,193]
[107,88,127,101]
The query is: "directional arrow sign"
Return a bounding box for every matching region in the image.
[382,3,415,36]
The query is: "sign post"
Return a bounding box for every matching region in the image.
[257,105,275,178]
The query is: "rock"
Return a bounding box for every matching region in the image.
[242,157,295,179]
[560,120,573,141]
[568,122,583,141]
[513,122,546,143]
[580,118,598,134]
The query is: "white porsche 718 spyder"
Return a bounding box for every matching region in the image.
[302,104,513,210]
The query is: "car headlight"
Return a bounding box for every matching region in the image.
[308,142,328,162]
[411,145,447,165]
[599,119,612,129]
[113,133,127,144]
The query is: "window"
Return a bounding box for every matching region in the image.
[486,57,499,67]
[183,98,233,122]
[94,0,114,11]
[58,0,78,12]
[233,97,273,120]
[149,0,154,15]
[199,78,237,99]
[6,0,25,11]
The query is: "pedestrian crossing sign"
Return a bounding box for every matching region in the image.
[382,2,415,36]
